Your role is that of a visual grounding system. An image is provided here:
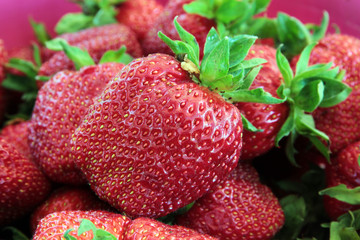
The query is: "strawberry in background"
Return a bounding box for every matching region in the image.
[30,186,113,233]
[0,137,51,226]
[0,39,8,122]
[176,162,284,240]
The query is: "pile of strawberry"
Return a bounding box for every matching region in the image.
[1,0,360,239]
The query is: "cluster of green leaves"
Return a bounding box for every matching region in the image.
[323,210,360,240]
[64,219,116,240]
[55,0,125,34]
[274,43,351,164]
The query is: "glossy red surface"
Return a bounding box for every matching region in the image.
[0,0,359,50]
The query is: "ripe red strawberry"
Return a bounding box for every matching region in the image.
[0,137,51,226]
[115,0,164,41]
[1,119,33,160]
[29,62,125,185]
[38,24,142,77]
[176,162,284,240]
[125,217,217,239]
[32,210,131,240]
[141,0,215,57]
[235,44,288,160]
[30,186,113,233]
[71,53,243,218]
[299,34,360,154]
[322,140,360,220]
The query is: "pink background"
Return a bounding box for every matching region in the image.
[0,0,359,50]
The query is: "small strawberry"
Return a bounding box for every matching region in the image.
[71,20,283,218]
[236,44,288,160]
[32,210,131,240]
[141,0,215,57]
[39,24,142,77]
[29,61,125,185]
[319,140,360,220]
[30,186,113,233]
[176,162,284,240]
[125,217,217,240]
[0,119,32,160]
[115,0,164,41]
[0,137,51,226]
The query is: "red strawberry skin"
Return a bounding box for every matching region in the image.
[39,24,142,77]
[1,120,33,160]
[177,162,285,240]
[235,45,288,161]
[33,210,131,240]
[116,0,164,41]
[323,140,360,220]
[142,0,215,57]
[29,63,125,185]
[125,217,217,240]
[292,34,360,154]
[0,137,52,226]
[30,186,112,233]
[71,53,243,218]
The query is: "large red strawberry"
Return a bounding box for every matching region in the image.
[38,24,141,77]
[235,44,288,161]
[141,0,215,57]
[301,34,360,154]
[70,20,284,218]
[30,186,113,233]
[125,217,217,239]
[33,210,131,240]
[320,140,360,220]
[29,62,125,185]
[176,162,284,240]
[0,137,51,226]
[115,0,164,41]
[1,119,32,160]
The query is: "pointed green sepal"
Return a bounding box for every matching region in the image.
[242,114,263,132]
[222,87,285,104]
[32,43,42,67]
[99,46,133,64]
[5,58,39,79]
[183,0,215,19]
[284,130,300,167]
[29,17,51,45]
[2,74,37,93]
[276,45,294,86]
[55,13,94,35]
[64,219,117,240]
[319,184,360,205]
[63,229,77,240]
[45,38,95,70]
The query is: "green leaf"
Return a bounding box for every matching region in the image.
[77,219,97,236]
[203,28,221,58]
[295,112,329,141]
[63,229,77,240]
[94,229,117,240]
[276,46,293,87]
[5,58,38,79]
[319,184,360,205]
[241,113,263,132]
[254,0,271,14]
[32,43,42,67]
[222,87,285,104]
[310,11,329,42]
[183,0,215,19]
[55,13,93,34]
[319,79,351,108]
[245,17,278,39]
[285,129,299,166]
[295,42,317,75]
[2,74,37,93]
[275,106,295,146]
[237,65,262,90]
[29,17,51,45]
[294,80,324,112]
[45,38,66,51]
[92,7,117,26]
[215,1,248,24]
[228,34,257,67]
[307,135,330,162]
[99,46,133,64]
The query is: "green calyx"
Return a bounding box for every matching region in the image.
[275,43,351,165]
[55,0,126,34]
[64,219,116,240]
[183,0,271,38]
[45,38,133,70]
[159,18,284,132]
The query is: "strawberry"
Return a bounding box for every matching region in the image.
[70,20,283,218]
[33,210,131,240]
[30,186,113,233]
[29,62,125,185]
[115,0,164,41]
[176,162,284,240]
[301,34,360,154]
[1,119,32,160]
[125,217,217,239]
[5,46,36,76]
[235,44,288,161]
[320,140,360,220]
[141,0,215,57]
[0,137,51,226]
[38,24,142,77]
